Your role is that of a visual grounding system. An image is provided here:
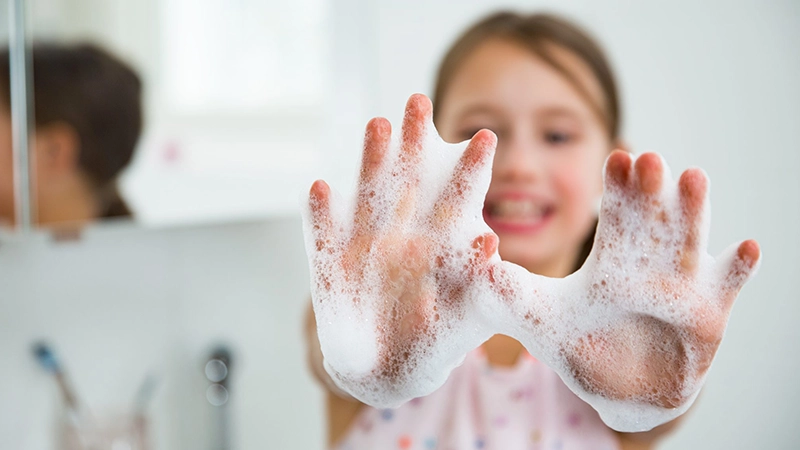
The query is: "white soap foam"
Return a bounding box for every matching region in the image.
[302,116,499,408]
[302,111,759,432]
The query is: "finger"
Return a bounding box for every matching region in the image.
[471,232,499,264]
[597,150,632,231]
[634,152,663,195]
[308,180,334,253]
[353,117,391,239]
[604,150,633,191]
[718,239,761,309]
[394,94,433,220]
[429,129,497,230]
[677,168,709,272]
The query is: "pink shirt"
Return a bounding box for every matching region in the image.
[335,348,620,450]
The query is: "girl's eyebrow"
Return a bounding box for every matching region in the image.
[534,106,588,123]
[456,104,587,123]
[455,104,505,121]
[534,106,584,121]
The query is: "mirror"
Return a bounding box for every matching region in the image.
[2,0,343,230]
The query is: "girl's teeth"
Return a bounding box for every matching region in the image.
[493,200,544,219]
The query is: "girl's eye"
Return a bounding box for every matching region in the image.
[544,131,572,145]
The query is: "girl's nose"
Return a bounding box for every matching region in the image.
[492,133,541,183]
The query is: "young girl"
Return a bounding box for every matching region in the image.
[305,12,759,450]
[0,43,142,228]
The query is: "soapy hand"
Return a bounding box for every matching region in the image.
[552,151,761,429]
[305,95,500,406]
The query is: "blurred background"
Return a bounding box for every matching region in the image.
[0,0,798,448]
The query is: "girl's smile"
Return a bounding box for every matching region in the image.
[482,191,556,234]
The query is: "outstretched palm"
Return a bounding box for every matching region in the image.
[554,151,760,428]
[306,95,499,406]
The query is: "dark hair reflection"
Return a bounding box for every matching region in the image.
[0,42,142,222]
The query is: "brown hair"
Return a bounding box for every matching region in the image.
[0,42,142,218]
[432,12,622,272]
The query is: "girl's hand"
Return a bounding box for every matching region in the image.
[559,151,760,430]
[305,94,499,406]
[304,94,762,431]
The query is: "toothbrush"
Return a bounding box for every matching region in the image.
[31,341,85,425]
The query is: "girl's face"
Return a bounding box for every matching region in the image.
[437,39,613,277]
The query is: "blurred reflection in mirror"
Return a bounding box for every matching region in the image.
[0,42,142,229]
